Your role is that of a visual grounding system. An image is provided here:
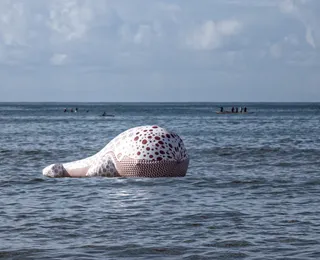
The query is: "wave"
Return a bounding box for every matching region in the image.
[192,146,320,157]
[0,149,53,156]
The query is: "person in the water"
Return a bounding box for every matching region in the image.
[220,107,223,112]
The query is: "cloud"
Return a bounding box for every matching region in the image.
[279,0,320,48]
[268,34,300,59]
[47,0,94,42]
[186,19,242,50]
[133,25,153,45]
[279,0,297,13]
[0,0,319,101]
[0,1,27,47]
[119,22,162,47]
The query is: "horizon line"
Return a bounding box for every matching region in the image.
[0,101,320,104]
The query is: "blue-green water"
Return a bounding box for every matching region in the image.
[0,102,320,259]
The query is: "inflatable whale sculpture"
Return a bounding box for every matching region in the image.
[42,125,189,178]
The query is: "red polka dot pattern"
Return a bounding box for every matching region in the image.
[108,125,188,163]
[102,125,189,177]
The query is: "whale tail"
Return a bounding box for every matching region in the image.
[43,163,91,178]
[42,164,66,178]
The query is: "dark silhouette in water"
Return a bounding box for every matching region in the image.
[101,112,115,117]
[216,106,249,114]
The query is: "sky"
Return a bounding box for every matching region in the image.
[0,0,319,102]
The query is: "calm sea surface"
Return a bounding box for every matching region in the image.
[0,102,320,259]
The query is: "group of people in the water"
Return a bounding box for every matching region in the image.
[64,107,90,113]
[63,108,114,117]
[219,106,248,113]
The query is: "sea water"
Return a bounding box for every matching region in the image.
[0,102,319,259]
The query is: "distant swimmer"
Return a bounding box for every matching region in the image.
[75,107,78,113]
[64,108,67,112]
[70,108,74,113]
[101,112,115,117]
[244,107,247,112]
[240,107,243,113]
[235,107,238,113]
[86,110,89,113]
[231,107,235,113]
[220,106,224,112]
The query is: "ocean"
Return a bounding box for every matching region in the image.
[0,102,319,259]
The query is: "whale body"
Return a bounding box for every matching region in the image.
[42,125,189,178]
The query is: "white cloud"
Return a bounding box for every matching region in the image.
[119,22,162,46]
[0,1,28,47]
[187,19,242,50]
[133,25,152,45]
[279,0,320,49]
[305,27,316,48]
[47,0,93,42]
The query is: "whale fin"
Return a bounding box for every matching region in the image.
[86,157,118,177]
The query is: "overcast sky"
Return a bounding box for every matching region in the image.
[0,0,319,102]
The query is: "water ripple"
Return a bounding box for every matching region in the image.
[1,103,320,259]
